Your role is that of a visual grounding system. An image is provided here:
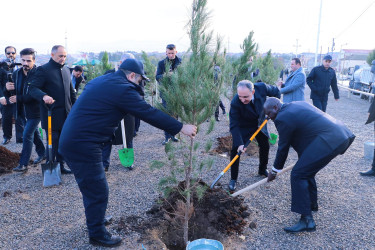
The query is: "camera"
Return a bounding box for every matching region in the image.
[0,58,21,72]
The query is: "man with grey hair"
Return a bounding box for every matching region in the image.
[228,80,280,191]
[29,45,76,174]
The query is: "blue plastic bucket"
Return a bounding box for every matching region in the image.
[186,238,224,250]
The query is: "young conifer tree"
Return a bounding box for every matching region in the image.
[141,51,157,106]
[156,0,223,245]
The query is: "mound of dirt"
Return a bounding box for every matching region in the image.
[212,135,259,157]
[116,180,250,249]
[0,146,19,175]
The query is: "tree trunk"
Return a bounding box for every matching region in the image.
[183,137,194,246]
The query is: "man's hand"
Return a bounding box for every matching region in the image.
[180,124,197,138]
[9,96,16,104]
[276,80,283,89]
[237,145,246,153]
[43,95,55,104]
[5,82,15,91]
[0,97,6,105]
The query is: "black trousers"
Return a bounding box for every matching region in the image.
[312,97,328,112]
[45,129,64,163]
[230,132,269,180]
[214,99,225,118]
[290,137,352,215]
[1,103,25,140]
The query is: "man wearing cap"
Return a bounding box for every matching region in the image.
[59,58,197,247]
[156,44,182,145]
[306,55,339,112]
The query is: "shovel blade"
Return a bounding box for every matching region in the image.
[118,148,134,168]
[269,133,278,145]
[42,162,62,187]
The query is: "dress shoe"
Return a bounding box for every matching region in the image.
[127,165,134,170]
[228,179,237,191]
[258,169,269,177]
[215,117,220,122]
[360,168,375,176]
[13,165,28,172]
[171,136,180,142]
[104,166,109,172]
[33,155,46,165]
[60,164,72,174]
[162,138,171,145]
[2,138,10,145]
[89,232,122,247]
[284,215,316,233]
[222,110,226,115]
[16,139,23,144]
[311,203,319,212]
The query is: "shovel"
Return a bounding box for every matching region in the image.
[210,118,269,188]
[118,119,134,168]
[42,104,62,187]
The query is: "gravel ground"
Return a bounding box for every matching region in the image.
[0,86,374,249]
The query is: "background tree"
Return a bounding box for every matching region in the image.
[153,0,223,245]
[367,49,375,66]
[141,51,157,106]
[253,50,281,85]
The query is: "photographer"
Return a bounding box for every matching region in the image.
[5,48,45,172]
[1,46,25,145]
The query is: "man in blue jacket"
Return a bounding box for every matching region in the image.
[307,55,339,112]
[59,59,197,247]
[228,80,280,191]
[277,58,306,103]
[4,48,45,172]
[264,98,355,233]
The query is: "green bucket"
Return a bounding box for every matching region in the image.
[186,239,224,250]
[269,133,278,145]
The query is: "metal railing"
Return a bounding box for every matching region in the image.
[337,82,374,100]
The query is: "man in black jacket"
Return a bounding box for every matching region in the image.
[228,80,280,191]
[156,44,181,145]
[307,54,339,112]
[59,59,197,247]
[70,65,85,93]
[29,45,76,174]
[0,46,25,145]
[264,98,355,233]
[4,48,45,172]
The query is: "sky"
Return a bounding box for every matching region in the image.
[1,0,374,55]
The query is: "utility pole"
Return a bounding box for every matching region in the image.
[331,38,335,54]
[228,37,230,53]
[314,0,323,66]
[65,29,68,53]
[293,39,301,57]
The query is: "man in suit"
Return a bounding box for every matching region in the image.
[29,45,76,174]
[277,58,306,103]
[59,59,197,247]
[70,65,85,93]
[264,98,355,233]
[228,80,280,191]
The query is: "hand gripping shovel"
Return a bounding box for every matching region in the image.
[118,119,134,168]
[42,104,62,187]
[210,118,269,188]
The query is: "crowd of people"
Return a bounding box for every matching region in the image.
[0,43,373,247]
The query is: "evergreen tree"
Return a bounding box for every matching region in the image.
[141,51,157,106]
[98,51,113,74]
[153,0,223,245]
[253,50,280,85]
[367,49,375,66]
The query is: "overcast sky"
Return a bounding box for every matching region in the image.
[1,0,374,55]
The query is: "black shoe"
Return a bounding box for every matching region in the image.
[104,166,109,172]
[33,155,46,165]
[311,203,319,212]
[60,164,72,174]
[2,138,10,145]
[127,165,134,170]
[171,136,179,142]
[284,215,316,233]
[228,179,237,191]
[89,232,122,247]
[16,139,23,144]
[162,138,171,145]
[215,117,220,122]
[258,169,269,177]
[103,215,113,226]
[360,168,375,176]
[13,165,28,172]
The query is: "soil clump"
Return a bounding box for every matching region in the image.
[0,146,19,175]
[116,180,250,249]
[212,135,259,157]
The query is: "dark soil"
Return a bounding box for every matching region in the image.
[212,135,259,157]
[0,146,19,175]
[116,180,250,250]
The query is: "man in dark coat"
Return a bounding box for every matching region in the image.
[70,65,85,93]
[156,44,182,145]
[306,54,339,112]
[4,48,45,172]
[264,98,355,233]
[58,59,197,247]
[29,45,76,174]
[228,80,280,191]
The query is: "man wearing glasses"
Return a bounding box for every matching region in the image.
[29,45,76,174]
[0,46,25,145]
[156,44,182,145]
